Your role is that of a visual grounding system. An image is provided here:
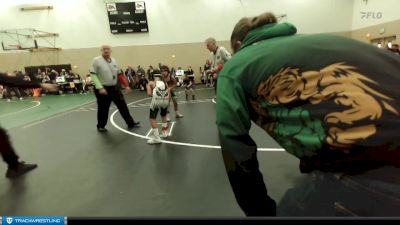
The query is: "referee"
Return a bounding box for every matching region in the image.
[90,45,140,132]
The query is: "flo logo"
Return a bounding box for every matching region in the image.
[361,12,383,19]
[6,217,13,224]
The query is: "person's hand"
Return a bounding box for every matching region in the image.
[125,86,132,94]
[99,88,108,95]
[41,83,59,92]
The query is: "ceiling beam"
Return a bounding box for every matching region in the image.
[20,5,53,11]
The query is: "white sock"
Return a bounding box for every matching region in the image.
[153,128,160,139]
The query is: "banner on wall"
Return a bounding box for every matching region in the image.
[106,1,149,34]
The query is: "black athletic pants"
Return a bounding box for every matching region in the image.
[221,135,277,216]
[0,126,19,169]
[94,86,135,129]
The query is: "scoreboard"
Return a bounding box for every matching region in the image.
[106,1,149,34]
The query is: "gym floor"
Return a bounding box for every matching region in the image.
[0,86,355,217]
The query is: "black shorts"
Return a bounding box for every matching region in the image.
[149,107,168,119]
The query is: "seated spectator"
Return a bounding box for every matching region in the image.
[4,72,23,101]
[147,65,154,81]
[72,72,83,93]
[60,69,67,76]
[83,74,94,93]
[0,85,3,99]
[48,69,58,81]
[22,74,33,96]
[64,72,76,94]
[186,66,194,75]
[137,65,147,90]
[42,73,51,83]
[184,67,196,100]
[14,71,28,97]
[125,66,136,88]
[35,72,43,82]
[55,72,67,95]
[138,72,148,91]
[65,71,74,82]
[200,68,206,84]
[23,74,31,82]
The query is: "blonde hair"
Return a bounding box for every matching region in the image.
[230,12,277,52]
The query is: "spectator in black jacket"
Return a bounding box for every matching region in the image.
[147,65,154,81]
[0,72,58,178]
[137,65,147,91]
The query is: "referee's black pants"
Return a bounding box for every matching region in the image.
[94,86,135,129]
[0,126,19,169]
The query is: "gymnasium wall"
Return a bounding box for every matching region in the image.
[352,0,400,30]
[351,19,400,44]
[0,0,354,49]
[0,0,355,80]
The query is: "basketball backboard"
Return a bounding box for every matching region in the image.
[0,28,60,51]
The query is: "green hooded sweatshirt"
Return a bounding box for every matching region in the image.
[216,22,400,172]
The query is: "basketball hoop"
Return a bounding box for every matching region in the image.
[1,28,59,51]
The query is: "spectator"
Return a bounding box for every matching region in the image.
[60,69,67,77]
[42,73,51,83]
[170,67,176,79]
[187,66,194,75]
[71,72,83,93]
[22,74,33,96]
[204,59,213,87]
[48,69,57,81]
[35,71,43,82]
[125,66,136,88]
[15,71,27,97]
[200,67,207,84]
[204,59,212,71]
[185,66,195,100]
[83,73,94,93]
[137,65,147,91]
[147,65,154,81]
[4,72,23,101]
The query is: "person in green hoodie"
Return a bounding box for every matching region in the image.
[217,12,400,216]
